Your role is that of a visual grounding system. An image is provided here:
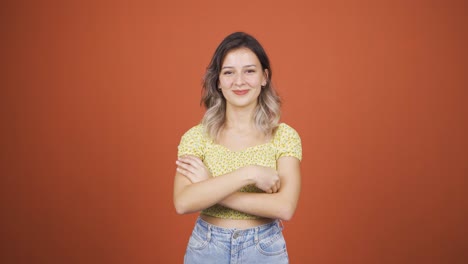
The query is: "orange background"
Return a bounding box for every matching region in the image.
[2,0,467,263]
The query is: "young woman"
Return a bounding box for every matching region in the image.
[173,32,302,264]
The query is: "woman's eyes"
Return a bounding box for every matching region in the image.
[222,70,255,75]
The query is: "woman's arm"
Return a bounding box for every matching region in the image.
[173,156,281,214]
[173,167,252,214]
[218,156,301,221]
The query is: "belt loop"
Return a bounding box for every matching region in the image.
[207,224,212,241]
[254,227,259,244]
[278,219,284,230]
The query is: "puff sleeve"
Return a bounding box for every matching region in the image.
[177,124,206,160]
[275,123,302,161]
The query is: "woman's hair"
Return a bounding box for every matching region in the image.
[201,32,281,140]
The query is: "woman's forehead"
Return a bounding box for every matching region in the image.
[222,48,260,66]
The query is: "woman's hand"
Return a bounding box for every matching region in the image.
[248,165,281,194]
[176,155,211,183]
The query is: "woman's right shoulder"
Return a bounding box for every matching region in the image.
[178,124,207,158]
[180,123,205,139]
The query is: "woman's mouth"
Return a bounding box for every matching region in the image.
[233,90,249,95]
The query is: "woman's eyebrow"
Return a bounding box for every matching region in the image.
[221,64,257,69]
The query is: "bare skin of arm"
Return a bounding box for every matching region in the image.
[173,156,281,214]
[218,157,301,221]
[176,155,301,221]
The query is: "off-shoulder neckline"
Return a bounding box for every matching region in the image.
[205,123,285,153]
[209,140,274,153]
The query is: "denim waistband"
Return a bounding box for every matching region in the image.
[188,217,288,259]
[195,217,283,238]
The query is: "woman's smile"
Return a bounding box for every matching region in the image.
[233,89,249,95]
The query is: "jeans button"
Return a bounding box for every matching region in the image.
[233,232,239,239]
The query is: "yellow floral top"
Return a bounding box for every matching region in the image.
[177,123,302,219]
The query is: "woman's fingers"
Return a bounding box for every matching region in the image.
[177,156,211,183]
[185,155,204,166]
[178,156,202,169]
[270,180,280,193]
[176,166,198,183]
[176,160,195,174]
[271,186,277,193]
[176,167,193,179]
[177,157,192,166]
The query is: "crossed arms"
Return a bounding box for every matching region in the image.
[173,155,301,221]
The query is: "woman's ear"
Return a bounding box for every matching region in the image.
[262,69,269,86]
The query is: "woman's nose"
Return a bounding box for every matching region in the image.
[234,73,245,86]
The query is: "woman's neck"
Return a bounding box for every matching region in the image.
[224,104,256,131]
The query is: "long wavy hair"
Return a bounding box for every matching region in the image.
[201,32,281,140]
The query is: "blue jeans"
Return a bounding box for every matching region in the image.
[184,217,289,264]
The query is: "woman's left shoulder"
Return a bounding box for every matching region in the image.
[273,123,302,160]
[276,123,301,136]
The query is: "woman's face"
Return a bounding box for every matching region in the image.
[218,48,267,109]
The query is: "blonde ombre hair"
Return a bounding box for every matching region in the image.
[201,32,281,140]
